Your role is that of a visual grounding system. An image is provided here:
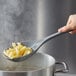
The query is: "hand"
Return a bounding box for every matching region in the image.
[58,14,76,34]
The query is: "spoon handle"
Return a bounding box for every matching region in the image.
[41,32,67,43]
[32,31,69,51]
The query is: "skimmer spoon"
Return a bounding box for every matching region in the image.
[4,31,69,62]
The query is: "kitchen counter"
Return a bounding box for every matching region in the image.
[55,73,76,76]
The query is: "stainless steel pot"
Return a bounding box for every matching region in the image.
[0,52,68,76]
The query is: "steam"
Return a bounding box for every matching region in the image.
[0,0,25,51]
[0,0,37,52]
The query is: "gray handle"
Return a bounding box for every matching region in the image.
[41,32,68,44]
[32,31,69,51]
[55,62,69,73]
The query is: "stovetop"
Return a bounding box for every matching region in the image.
[55,73,76,76]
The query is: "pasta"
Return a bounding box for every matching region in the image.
[3,42,32,59]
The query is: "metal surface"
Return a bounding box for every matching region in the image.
[0,52,68,76]
[56,73,76,76]
[0,52,55,76]
[0,0,76,74]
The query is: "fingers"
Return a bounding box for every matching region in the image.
[66,15,72,26]
[58,25,76,34]
[58,26,71,32]
[58,15,76,34]
[69,30,76,34]
[58,14,76,34]
[58,16,72,32]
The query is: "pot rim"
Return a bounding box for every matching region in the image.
[0,52,55,72]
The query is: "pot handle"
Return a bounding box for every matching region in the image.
[55,61,69,73]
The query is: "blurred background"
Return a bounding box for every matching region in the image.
[0,0,76,74]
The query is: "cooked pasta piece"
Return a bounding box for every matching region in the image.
[3,42,32,59]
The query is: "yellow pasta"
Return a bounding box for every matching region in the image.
[3,42,32,59]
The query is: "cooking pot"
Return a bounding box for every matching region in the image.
[0,52,68,76]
